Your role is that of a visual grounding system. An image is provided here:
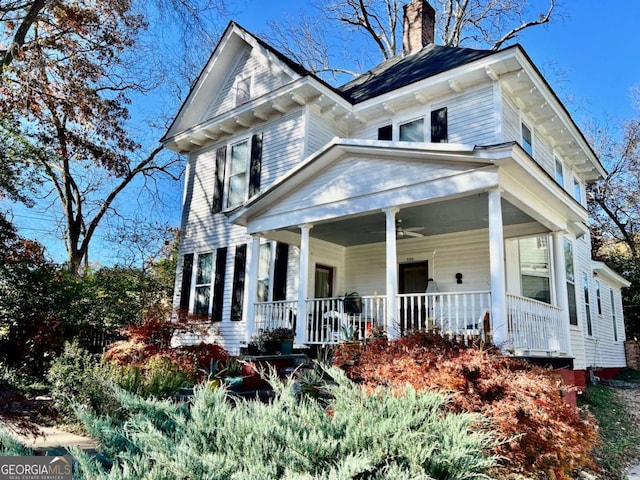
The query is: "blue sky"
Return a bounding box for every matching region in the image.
[7,1,640,266]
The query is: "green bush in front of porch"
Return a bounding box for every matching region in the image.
[68,368,498,480]
[333,332,599,480]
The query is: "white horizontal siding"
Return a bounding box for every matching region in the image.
[440,84,496,145]
[344,229,491,296]
[592,279,627,368]
[533,132,554,178]
[261,110,307,188]
[306,110,347,156]
[502,94,519,145]
[204,47,292,121]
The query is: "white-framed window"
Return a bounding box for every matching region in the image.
[235,76,251,106]
[399,118,425,142]
[595,279,602,315]
[521,121,533,156]
[257,242,272,302]
[227,139,249,208]
[565,240,578,325]
[610,289,618,342]
[194,252,213,316]
[518,235,551,304]
[583,272,592,336]
[555,157,564,187]
[573,177,582,203]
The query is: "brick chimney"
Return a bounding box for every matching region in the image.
[403,0,435,55]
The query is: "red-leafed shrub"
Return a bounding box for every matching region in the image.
[333,332,599,479]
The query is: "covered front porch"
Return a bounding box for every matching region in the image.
[231,140,585,359]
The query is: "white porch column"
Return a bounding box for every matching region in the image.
[488,188,508,346]
[552,231,574,356]
[296,224,312,346]
[384,208,400,339]
[244,235,261,343]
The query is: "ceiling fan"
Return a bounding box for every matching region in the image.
[395,219,425,238]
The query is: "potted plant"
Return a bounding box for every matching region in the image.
[220,358,244,390]
[246,335,263,355]
[198,358,222,390]
[267,327,295,355]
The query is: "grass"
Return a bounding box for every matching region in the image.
[614,367,640,383]
[580,382,640,479]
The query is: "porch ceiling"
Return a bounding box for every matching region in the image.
[288,193,535,246]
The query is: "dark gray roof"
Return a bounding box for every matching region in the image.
[339,44,493,104]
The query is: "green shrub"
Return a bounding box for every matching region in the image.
[71,367,497,480]
[0,429,32,456]
[47,340,117,418]
[114,356,195,398]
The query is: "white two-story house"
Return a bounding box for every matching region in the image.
[161,0,630,385]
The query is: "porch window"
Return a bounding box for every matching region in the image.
[399,118,424,142]
[194,252,213,316]
[227,140,249,208]
[518,236,550,304]
[257,243,271,302]
[583,272,592,336]
[565,240,578,325]
[314,264,334,298]
[521,122,533,156]
[611,289,618,342]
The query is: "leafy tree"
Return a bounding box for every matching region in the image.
[587,87,640,338]
[265,0,560,80]
[0,1,225,272]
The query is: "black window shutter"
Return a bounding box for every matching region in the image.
[431,107,448,143]
[231,244,247,321]
[248,133,263,198]
[179,253,194,312]
[377,125,392,141]
[273,242,289,301]
[212,248,227,322]
[212,146,227,213]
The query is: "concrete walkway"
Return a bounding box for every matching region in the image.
[628,463,640,480]
[3,423,98,456]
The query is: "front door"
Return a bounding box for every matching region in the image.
[399,261,428,331]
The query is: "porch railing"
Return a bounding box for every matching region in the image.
[398,291,492,340]
[253,292,570,356]
[506,294,569,355]
[305,295,387,344]
[254,300,297,334]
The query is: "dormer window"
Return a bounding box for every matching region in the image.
[399,118,425,142]
[521,122,533,156]
[235,77,251,106]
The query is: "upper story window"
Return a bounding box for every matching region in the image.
[521,122,533,156]
[235,77,251,106]
[212,133,263,213]
[431,107,448,143]
[595,279,602,315]
[227,140,249,208]
[399,118,424,142]
[380,107,449,143]
[555,157,564,187]
[378,124,392,141]
[573,177,582,203]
